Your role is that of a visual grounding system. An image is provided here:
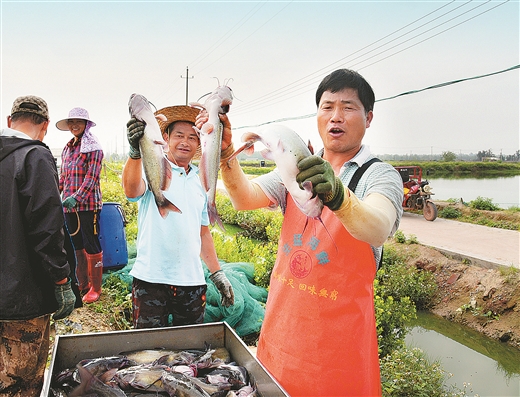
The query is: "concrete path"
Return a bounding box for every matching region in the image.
[397,212,520,269]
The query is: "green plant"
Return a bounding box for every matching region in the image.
[393,230,418,245]
[407,234,419,244]
[458,301,500,322]
[499,265,519,284]
[89,274,132,330]
[380,347,471,397]
[440,207,462,219]
[378,246,438,310]
[393,230,407,243]
[469,196,501,211]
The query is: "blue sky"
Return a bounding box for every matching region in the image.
[1,0,518,157]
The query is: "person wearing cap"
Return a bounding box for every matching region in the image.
[56,107,104,303]
[0,96,77,397]
[122,105,234,329]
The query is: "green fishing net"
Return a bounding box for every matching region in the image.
[103,244,267,337]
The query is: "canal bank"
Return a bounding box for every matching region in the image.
[385,231,520,351]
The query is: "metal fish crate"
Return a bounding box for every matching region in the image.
[44,321,288,396]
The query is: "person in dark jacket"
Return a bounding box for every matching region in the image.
[0,95,76,397]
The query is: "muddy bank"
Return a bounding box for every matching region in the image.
[390,241,520,350]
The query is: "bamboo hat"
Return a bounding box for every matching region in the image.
[155,105,201,160]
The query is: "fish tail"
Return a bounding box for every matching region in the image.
[159,198,182,219]
[318,215,339,253]
[209,202,225,232]
[68,365,95,397]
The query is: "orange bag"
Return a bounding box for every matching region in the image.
[257,196,382,397]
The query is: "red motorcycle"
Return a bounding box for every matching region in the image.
[394,166,437,221]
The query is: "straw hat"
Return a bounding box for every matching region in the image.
[56,107,96,131]
[155,105,202,160]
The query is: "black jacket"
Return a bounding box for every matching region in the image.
[0,131,71,320]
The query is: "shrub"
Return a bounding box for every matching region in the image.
[374,292,416,357]
[393,230,418,244]
[393,230,407,243]
[377,251,438,310]
[211,230,277,288]
[440,206,462,219]
[380,347,470,397]
[469,196,501,211]
[216,192,282,241]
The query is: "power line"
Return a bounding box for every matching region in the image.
[233,64,520,130]
[232,0,509,116]
[232,0,462,114]
[377,65,519,103]
[189,2,267,72]
[193,1,294,76]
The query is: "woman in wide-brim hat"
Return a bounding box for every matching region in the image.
[57,107,104,304]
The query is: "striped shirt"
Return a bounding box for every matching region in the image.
[59,137,103,212]
[254,145,403,264]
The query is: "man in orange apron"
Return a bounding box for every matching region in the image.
[197,69,403,396]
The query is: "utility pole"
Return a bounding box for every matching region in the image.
[181,66,194,105]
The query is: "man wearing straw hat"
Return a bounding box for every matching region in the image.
[0,96,76,397]
[122,105,234,329]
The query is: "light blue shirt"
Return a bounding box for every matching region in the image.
[129,160,209,286]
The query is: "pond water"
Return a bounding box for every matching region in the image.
[406,312,520,397]
[427,175,520,209]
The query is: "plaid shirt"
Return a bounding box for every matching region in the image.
[59,137,103,212]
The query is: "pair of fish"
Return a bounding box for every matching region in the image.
[52,346,257,397]
[128,86,234,226]
[191,87,324,227]
[129,92,323,225]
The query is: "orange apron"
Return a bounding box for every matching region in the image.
[257,195,382,397]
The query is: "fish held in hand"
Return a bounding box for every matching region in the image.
[231,124,324,219]
[191,84,233,231]
[128,93,181,218]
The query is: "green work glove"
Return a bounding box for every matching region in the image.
[62,196,77,209]
[209,270,235,307]
[127,118,145,159]
[296,155,345,211]
[53,279,76,320]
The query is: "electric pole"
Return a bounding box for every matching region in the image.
[181,66,194,105]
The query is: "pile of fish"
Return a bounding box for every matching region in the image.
[50,345,257,397]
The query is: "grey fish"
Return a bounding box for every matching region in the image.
[162,372,212,397]
[128,93,181,218]
[191,84,233,230]
[69,364,127,397]
[113,364,166,393]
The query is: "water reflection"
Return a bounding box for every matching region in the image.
[427,176,520,208]
[406,312,520,397]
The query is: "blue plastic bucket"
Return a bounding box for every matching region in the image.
[98,202,128,270]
